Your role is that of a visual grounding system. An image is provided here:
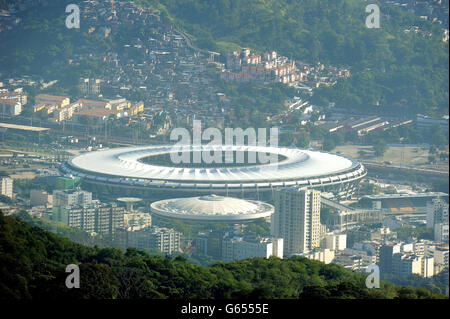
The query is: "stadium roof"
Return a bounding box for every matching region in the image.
[68,145,360,183]
[150,195,274,221]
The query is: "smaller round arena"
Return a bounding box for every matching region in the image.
[150,194,274,223]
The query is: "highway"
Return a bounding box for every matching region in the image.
[362,160,448,176]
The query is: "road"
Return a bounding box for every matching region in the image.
[362,160,448,176]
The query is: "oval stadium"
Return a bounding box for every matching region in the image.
[60,144,366,200]
[150,195,274,224]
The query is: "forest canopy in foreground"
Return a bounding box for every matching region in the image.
[0,212,446,299]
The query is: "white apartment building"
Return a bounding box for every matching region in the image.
[435,223,449,243]
[53,189,92,207]
[421,256,435,278]
[301,248,335,264]
[0,99,21,116]
[434,246,449,276]
[271,187,321,256]
[427,198,449,229]
[322,233,347,251]
[222,237,284,261]
[127,226,181,254]
[0,177,13,198]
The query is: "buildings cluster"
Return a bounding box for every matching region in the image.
[416,114,449,132]
[317,115,414,136]
[26,187,181,255]
[75,0,222,119]
[377,240,448,283]
[32,94,144,123]
[51,188,125,236]
[120,226,182,254]
[189,188,336,262]
[327,195,449,282]
[0,0,234,140]
[0,88,27,116]
[262,186,448,285]
[221,48,350,86]
[196,230,284,261]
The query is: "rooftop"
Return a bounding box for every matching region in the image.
[0,122,50,132]
[150,194,274,221]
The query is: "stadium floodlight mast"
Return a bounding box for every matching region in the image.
[169,120,279,167]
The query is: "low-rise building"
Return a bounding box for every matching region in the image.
[300,248,335,264]
[322,233,347,251]
[35,94,70,108]
[0,99,21,116]
[72,107,123,124]
[127,226,181,254]
[221,236,283,261]
[30,189,53,207]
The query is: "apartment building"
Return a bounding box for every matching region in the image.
[221,236,284,261]
[0,177,13,198]
[127,226,181,254]
[271,187,321,256]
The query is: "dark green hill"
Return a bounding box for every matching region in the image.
[0,212,446,299]
[143,0,449,115]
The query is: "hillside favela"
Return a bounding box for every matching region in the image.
[0,0,449,307]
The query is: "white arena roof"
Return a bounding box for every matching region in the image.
[61,145,366,197]
[150,194,274,222]
[67,145,358,182]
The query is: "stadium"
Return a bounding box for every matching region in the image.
[60,144,367,200]
[150,194,274,224]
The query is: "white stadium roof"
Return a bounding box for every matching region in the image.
[62,145,366,197]
[68,145,358,183]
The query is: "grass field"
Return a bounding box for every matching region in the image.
[334,144,431,165]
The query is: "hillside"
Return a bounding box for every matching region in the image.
[0,0,448,116]
[0,212,446,299]
[150,0,448,115]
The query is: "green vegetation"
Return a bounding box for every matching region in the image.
[381,273,448,296]
[0,0,447,117]
[396,225,434,241]
[1,212,446,299]
[146,0,448,115]
[14,211,109,248]
[373,140,388,158]
[243,218,271,237]
[220,81,297,124]
[0,195,13,204]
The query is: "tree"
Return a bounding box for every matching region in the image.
[322,136,335,151]
[428,155,436,164]
[373,141,387,158]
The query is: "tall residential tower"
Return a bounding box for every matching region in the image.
[271,187,321,256]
